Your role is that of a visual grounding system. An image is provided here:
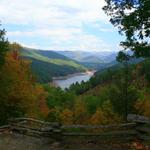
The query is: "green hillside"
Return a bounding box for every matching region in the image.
[66,59,150,121]
[21,47,87,83]
[68,58,149,95]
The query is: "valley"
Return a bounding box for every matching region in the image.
[20,47,87,83]
[52,70,95,89]
[0,0,149,149]
[20,48,119,84]
[20,48,143,89]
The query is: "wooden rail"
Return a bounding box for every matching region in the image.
[9,118,60,127]
[62,123,136,129]
[0,114,149,141]
[0,125,10,132]
[127,114,150,141]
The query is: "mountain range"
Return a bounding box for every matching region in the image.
[21,48,86,83]
[57,50,118,69]
[20,48,120,83]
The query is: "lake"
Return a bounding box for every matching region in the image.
[53,71,95,89]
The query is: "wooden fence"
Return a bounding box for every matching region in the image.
[0,114,149,141]
[128,114,150,141]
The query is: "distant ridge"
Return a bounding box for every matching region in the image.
[57,50,118,69]
[20,47,87,83]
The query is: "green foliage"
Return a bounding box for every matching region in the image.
[84,96,101,114]
[29,57,84,83]
[21,47,86,83]
[44,85,76,109]
[103,0,150,58]
[0,26,149,125]
[68,67,123,94]
[0,24,9,66]
[140,59,150,83]
[108,84,139,118]
[68,59,150,121]
[46,108,61,122]
[44,85,78,122]
[69,81,90,94]
[116,51,131,62]
[17,57,150,124]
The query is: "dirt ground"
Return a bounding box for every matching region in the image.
[0,132,136,150]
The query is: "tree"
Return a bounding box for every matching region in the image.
[116,51,131,121]
[74,99,88,124]
[103,0,150,58]
[9,42,22,52]
[0,48,48,124]
[60,108,73,125]
[90,108,106,125]
[108,84,139,120]
[0,24,9,66]
[84,95,102,114]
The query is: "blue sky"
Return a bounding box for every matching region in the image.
[0,0,125,51]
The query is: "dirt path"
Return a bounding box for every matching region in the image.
[0,132,132,150]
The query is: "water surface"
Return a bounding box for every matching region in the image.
[53,71,94,89]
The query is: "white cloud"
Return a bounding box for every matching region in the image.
[0,0,107,25]
[0,0,120,51]
[8,29,115,51]
[8,28,81,38]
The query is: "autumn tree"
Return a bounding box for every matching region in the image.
[90,108,106,125]
[74,99,88,124]
[60,108,73,125]
[0,46,48,124]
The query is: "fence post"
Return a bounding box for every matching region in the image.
[127,114,150,141]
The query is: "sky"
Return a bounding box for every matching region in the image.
[0,0,125,51]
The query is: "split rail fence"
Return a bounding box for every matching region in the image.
[0,114,149,141]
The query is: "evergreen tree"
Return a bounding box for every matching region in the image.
[0,24,9,66]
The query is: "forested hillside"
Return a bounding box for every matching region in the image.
[0,23,150,125]
[0,0,149,148]
[21,47,87,82]
[36,59,148,128]
[0,27,149,126]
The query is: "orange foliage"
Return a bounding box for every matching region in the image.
[135,99,150,117]
[74,99,88,124]
[60,108,73,125]
[90,108,106,125]
[1,50,49,118]
[135,90,150,117]
[36,85,49,117]
[90,102,122,125]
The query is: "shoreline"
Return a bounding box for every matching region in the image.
[51,70,96,89]
[52,70,96,81]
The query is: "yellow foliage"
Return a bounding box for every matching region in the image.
[74,99,88,124]
[90,108,106,125]
[90,102,122,125]
[135,99,150,117]
[135,91,150,117]
[60,108,73,125]
[1,50,49,119]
